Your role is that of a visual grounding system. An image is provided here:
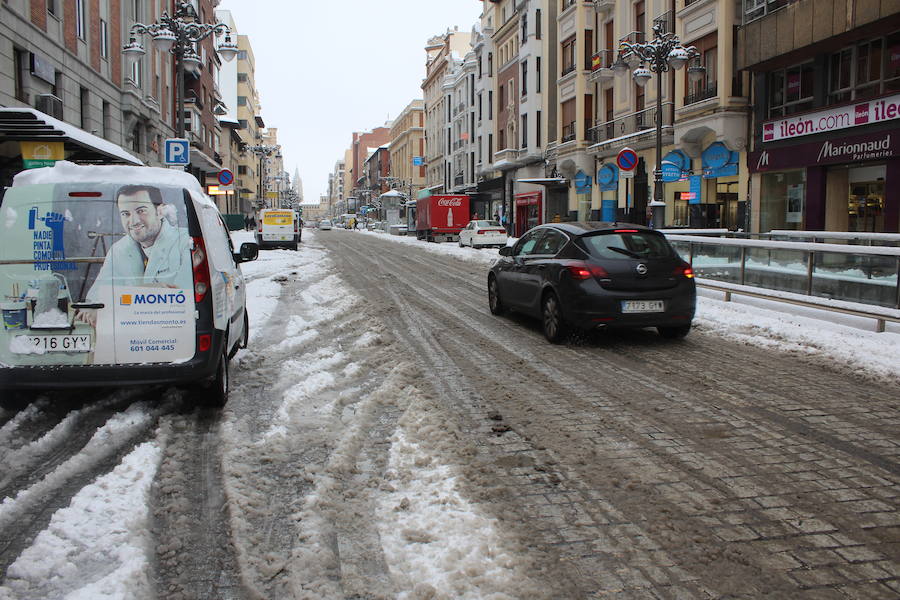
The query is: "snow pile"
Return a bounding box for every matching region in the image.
[0,440,160,600]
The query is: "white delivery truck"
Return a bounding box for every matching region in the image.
[256,208,300,250]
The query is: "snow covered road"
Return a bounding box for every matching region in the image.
[0,228,897,599]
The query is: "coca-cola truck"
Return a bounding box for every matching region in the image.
[416,195,470,242]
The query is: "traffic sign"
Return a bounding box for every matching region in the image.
[616,147,638,172]
[217,169,234,186]
[164,138,190,165]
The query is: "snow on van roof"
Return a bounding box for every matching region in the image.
[12,160,204,192]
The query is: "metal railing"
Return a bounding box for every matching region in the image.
[666,234,900,313]
[561,62,576,77]
[561,123,576,143]
[684,83,718,106]
[590,49,614,71]
[589,102,674,145]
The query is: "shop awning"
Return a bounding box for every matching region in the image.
[516,178,568,186]
[0,108,142,165]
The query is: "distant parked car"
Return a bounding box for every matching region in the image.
[459,220,508,249]
[319,219,332,230]
[487,222,696,343]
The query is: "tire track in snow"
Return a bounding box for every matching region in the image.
[221,252,401,599]
[0,397,168,580]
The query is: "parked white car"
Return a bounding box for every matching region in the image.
[458,220,508,249]
[318,219,333,230]
[0,161,258,405]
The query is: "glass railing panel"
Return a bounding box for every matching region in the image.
[812,253,899,308]
[743,247,808,293]
[686,241,743,283]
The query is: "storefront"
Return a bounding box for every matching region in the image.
[749,127,900,233]
[699,142,742,230]
[514,191,542,237]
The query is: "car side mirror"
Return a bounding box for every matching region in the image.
[236,242,259,263]
[499,246,513,257]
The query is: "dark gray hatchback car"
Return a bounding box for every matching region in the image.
[487,222,696,343]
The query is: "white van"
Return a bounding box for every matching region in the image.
[0,161,258,405]
[256,208,300,250]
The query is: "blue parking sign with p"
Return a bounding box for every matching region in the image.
[164,138,190,165]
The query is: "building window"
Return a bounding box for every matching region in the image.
[829,33,900,104]
[237,96,247,106]
[521,114,528,149]
[47,0,57,16]
[80,87,89,130]
[132,0,141,20]
[768,61,814,117]
[132,124,141,152]
[536,110,541,147]
[100,19,109,58]
[488,52,493,76]
[561,98,576,142]
[521,60,527,96]
[536,57,541,93]
[75,0,86,39]
[536,9,541,40]
[562,36,576,76]
[521,12,527,43]
[237,50,248,60]
[130,58,142,86]
[488,133,492,159]
[102,100,110,138]
[685,35,718,106]
[13,48,26,101]
[584,30,593,72]
[488,90,493,120]
[237,72,248,82]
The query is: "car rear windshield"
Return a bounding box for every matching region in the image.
[580,231,674,260]
[476,220,502,228]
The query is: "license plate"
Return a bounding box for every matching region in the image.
[18,335,91,353]
[621,300,665,313]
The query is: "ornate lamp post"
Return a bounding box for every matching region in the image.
[123,1,238,139]
[614,22,704,227]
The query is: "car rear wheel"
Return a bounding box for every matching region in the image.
[488,276,504,315]
[239,310,249,350]
[657,324,691,339]
[542,292,567,344]
[204,345,229,407]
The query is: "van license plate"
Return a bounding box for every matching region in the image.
[621,300,664,313]
[23,335,91,353]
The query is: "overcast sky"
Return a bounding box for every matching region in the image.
[217,1,484,204]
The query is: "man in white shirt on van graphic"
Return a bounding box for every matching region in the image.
[75,185,192,327]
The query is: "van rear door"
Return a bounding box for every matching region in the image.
[261,209,295,242]
[107,184,195,364]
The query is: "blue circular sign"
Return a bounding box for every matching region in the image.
[616,147,638,171]
[597,164,617,186]
[218,169,234,186]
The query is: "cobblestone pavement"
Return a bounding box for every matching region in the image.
[321,231,899,600]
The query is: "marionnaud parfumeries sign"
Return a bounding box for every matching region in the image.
[749,130,897,173]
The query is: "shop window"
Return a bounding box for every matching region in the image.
[760,170,805,232]
[848,166,886,233]
[768,62,814,118]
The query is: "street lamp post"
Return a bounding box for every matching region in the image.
[123,1,238,140]
[614,22,704,228]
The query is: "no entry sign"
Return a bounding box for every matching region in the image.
[616,147,638,171]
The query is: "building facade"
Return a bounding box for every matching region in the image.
[389,99,426,200]
[740,0,900,233]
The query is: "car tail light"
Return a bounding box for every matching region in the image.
[191,236,211,303]
[198,334,211,352]
[614,229,639,233]
[676,263,695,278]
[566,263,609,280]
[68,191,103,197]
[257,221,262,233]
[477,229,486,234]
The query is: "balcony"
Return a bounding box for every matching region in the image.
[743,0,792,24]
[683,83,718,106]
[561,62,576,77]
[593,0,613,14]
[453,173,465,187]
[589,49,615,82]
[561,123,577,143]
[588,102,674,148]
[653,9,674,34]
[493,147,521,169]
